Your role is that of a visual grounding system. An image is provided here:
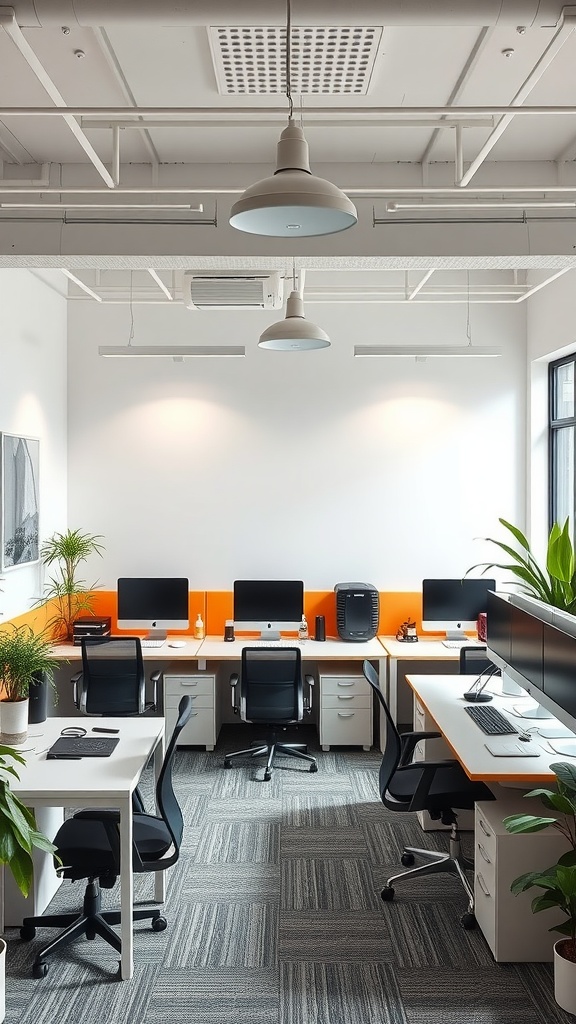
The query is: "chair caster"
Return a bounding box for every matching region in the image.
[152,916,167,932]
[400,852,415,867]
[460,912,476,930]
[381,885,395,901]
[20,924,36,941]
[309,763,318,773]
[32,961,48,979]
[224,759,232,769]
[264,770,272,781]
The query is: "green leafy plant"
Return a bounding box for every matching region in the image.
[0,744,58,896]
[40,528,105,641]
[469,518,576,613]
[0,624,59,701]
[503,761,576,962]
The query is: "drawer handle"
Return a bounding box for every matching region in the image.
[477,843,491,864]
[337,712,355,718]
[337,682,356,687]
[337,695,355,701]
[478,819,491,838]
[180,680,199,687]
[476,873,491,897]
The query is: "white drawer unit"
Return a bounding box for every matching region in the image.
[318,663,373,751]
[474,795,570,962]
[163,672,219,750]
[413,697,474,831]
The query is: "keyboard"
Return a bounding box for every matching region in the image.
[464,705,518,735]
[140,639,165,648]
[442,639,480,649]
[244,639,302,648]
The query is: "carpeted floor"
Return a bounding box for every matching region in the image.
[3,724,573,1024]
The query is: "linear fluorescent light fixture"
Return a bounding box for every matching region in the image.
[354,345,502,358]
[99,345,245,357]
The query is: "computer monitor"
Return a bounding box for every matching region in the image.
[117,577,189,640]
[233,580,304,640]
[422,578,496,641]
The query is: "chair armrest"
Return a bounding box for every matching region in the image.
[230,671,239,712]
[398,729,441,766]
[70,670,82,709]
[148,669,161,712]
[304,673,314,713]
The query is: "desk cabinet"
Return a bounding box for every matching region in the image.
[163,672,219,750]
[474,796,569,962]
[318,664,372,750]
[413,696,474,832]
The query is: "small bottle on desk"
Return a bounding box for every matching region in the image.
[195,613,205,640]
[298,614,309,641]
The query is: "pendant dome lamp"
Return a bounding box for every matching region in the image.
[229,2,357,238]
[258,268,330,351]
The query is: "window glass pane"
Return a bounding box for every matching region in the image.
[554,361,574,420]
[553,426,574,528]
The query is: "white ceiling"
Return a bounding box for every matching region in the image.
[2,1,576,304]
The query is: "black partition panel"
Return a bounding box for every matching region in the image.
[542,622,576,718]
[486,592,511,663]
[510,604,544,690]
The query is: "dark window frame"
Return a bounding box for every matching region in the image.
[548,353,576,535]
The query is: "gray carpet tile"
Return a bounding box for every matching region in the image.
[163,903,278,968]
[280,962,409,1024]
[278,910,395,962]
[1,731,569,1024]
[281,858,382,912]
[146,968,279,1024]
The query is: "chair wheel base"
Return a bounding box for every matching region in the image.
[20,925,36,941]
[264,770,272,781]
[224,759,232,769]
[152,916,167,932]
[381,885,395,901]
[32,962,48,979]
[309,763,318,773]
[400,852,415,867]
[460,912,476,930]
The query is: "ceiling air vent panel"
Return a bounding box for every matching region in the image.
[184,271,283,310]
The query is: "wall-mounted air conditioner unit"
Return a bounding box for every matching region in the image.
[183,270,283,310]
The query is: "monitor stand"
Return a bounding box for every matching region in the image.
[513,702,553,720]
[259,627,281,641]
[145,628,167,641]
[547,738,576,756]
[445,629,467,642]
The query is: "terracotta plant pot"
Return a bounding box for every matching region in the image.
[554,938,576,1015]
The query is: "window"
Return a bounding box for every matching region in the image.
[549,354,575,537]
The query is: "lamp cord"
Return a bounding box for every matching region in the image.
[286,0,293,119]
[466,269,472,346]
[128,269,135,347]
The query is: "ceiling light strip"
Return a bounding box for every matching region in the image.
[354,345,502,358]
[98,346,245,358]
[61,269,102,302]
[388,200,576,211]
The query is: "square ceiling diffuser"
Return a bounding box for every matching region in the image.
[209,25,382,95]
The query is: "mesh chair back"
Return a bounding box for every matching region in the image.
[241,647,303,723]
[459,645,493,676]
[81,637,145,715]
[362,660,402,798]
[154,695,193,856]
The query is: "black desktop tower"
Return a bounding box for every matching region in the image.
[334,583,379,642]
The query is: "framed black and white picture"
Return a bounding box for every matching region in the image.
[1,433,40,569]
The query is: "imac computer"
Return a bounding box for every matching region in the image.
[117,577,189,641]
[233,580,304,640]
[422,577,496,643]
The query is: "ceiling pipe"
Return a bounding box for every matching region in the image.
[5,1,567,28]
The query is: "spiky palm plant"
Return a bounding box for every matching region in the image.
[39,528,104,641]
[0,624,59,701]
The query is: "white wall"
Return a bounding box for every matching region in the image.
[0,270,68,620]
[67,294,526,590]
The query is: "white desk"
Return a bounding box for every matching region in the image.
[379,637,462,726]
[9,715,165,980]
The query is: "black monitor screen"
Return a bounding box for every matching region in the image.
[422,578,495,627]
[117,577,189,627]
[233,580,303,625]
[486,591,511,663]
[542,622,576,718]
[509,603,543,690]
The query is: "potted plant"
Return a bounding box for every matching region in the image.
[39,528,104,642]
[503,761,576,1014]
[0,742,59,1021]
[469,517,576,612]
[0,626,59,744]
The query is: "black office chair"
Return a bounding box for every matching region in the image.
[20,695,193,978]
[459,645,494,676]
[223,647,318,781]
[362,660,494,927]
[71,636,160,715]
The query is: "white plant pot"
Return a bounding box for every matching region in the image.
[0,698,29,744]
[0,937,5,1023]
[554,938,576,1015]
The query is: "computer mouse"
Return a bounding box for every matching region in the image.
[168,641,186,648]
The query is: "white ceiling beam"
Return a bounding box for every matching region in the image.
[407,269,435,299]
[513,267,571,301]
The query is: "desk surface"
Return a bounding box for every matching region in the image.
[406,673,572,783]
[379,637,467,659]
[198,636,385,660]
[11,716,164,800]
[54,639,204,660]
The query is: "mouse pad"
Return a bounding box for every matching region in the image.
[484,740,540,757]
